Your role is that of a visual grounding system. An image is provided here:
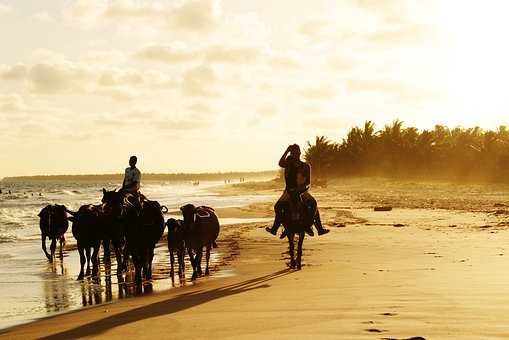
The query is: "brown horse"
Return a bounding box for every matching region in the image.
[166,218,186,280]
[38,204,68,262]
[281,192,315,270]
[180,204,220,280]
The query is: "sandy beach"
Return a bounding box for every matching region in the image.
[3,178,509,339]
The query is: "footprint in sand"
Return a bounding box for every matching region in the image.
[381,337,425,340]
[380,312,398,316]
[365,328,386,333]
[381,336,426,340]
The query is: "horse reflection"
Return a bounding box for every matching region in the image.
[44,260,71,313]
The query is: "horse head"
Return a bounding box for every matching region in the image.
[101,188,126,217]
[180,204,196,230]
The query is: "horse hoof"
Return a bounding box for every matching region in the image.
[77,274,84,281]
[205,270,210,276]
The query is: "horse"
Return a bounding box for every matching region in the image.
[165,218,186,280]
[67,204,105,279]
[100,188,131,274]
[180,204,220,280]
[280,192,316,270]
[101,189,166,282]
[38,204,68,262]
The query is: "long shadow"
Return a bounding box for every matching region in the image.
[42,269,292,340]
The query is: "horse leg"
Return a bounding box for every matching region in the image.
[50,238,57,261]
[85,247,91,276]
[122,243,129,272]
[288,233,296,269]
[147,247,155,279]
[188,247,199,280]
[103,239,111,259]
[297,232,305,270]
[42,234,51,261]
[133,254,142,283]
[195,247,203,277]
[169,249,175,279]
[59,236,65,259]
[205,244,211,276]
[178,248,185,278]
[91,244,100,277]
[114,244,123,277]
[77,244,85,280]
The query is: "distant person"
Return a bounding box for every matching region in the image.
[266,144,329,237]
[120,155,144,210]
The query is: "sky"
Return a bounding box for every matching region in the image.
[1,0,509,177]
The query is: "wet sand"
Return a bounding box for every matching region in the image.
[3,179,509,339]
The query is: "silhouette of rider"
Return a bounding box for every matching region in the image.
[266,144,329,237]
[120,156,144,211]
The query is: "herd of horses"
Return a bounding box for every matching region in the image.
[38,189,220,282]
[38,188,317,282]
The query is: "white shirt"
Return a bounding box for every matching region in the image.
[124,167,141,192]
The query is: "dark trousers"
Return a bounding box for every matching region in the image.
[271,190,324,232]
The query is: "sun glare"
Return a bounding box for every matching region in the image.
[440,1,509,125]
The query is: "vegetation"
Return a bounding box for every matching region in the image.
[304,120,509,182]
[1,170,277,183]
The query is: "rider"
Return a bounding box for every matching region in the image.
[266,144,330,237]
[120,155,144,211]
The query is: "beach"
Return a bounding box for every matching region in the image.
[3,178,509,339]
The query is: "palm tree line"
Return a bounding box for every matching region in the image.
[304,120,509,181]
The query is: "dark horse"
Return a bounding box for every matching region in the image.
[38,204,68,261]
[165,218,186,280]
[281,192,315,270]
[181,204,220,280]
[101,189,166,282]
[67,204,104,279]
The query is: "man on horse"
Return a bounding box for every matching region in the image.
[266,144,330,237]
[120,155,144,211]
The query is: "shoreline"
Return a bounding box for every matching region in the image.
[3,179,509,338]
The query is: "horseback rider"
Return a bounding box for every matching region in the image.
[120,155,144,211]
[266,144,330,237]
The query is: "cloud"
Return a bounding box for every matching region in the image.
[0,94,26,112]
[256,104,277,118]
[135,45,198,64]
[32,11,55,23]
[205,45,259,64]
[182,64,218,97]
[171,0,221,32]
[0,3,12,16]
[136,44,260,65]
[268,52,301,69]
[301,86,336,100]
[28,63,89,94]
[0,64,27,80]
[63,0,221,33]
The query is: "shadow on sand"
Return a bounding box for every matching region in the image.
[41,269,293,340]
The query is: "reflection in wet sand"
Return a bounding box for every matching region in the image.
[44,261,70,313]
[39,234,238,320]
